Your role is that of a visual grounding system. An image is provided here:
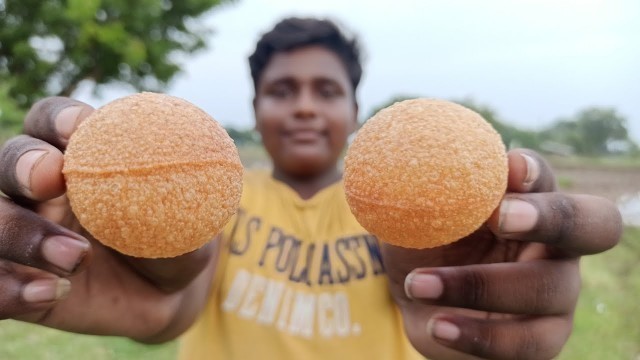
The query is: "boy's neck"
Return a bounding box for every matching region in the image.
[272,167,342,200]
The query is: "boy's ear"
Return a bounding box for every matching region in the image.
[252,96,260,132]
[350,102,359,134]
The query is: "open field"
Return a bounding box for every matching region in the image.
[0,155,638,359]
[549,156,640,202]
[0,324,177,359]
[558,226,640,359]
[551,158,640,358]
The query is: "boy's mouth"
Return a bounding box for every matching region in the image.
[284,128,327,143]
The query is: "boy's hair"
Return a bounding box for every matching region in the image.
[248,17,362,95]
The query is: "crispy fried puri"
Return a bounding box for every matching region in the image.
[63,92,243,258]
[344,98,507,249]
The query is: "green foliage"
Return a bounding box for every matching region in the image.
[368,95,638,157]
[557,175,574,190]
[542,107,634,156]
[366,95,542,150]
[0,0,230,131]
[0,80,25,139]
[365,94,419,121]
[224,129,269,168]
[558,227,640,359]
[452,98,540,150]
[226,127,260,146]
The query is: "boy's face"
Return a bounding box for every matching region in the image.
[253,45,358,179]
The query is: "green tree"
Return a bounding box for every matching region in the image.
[0,81,23,141]
[453,98,540,150]
[226,127,259,146]
[365,94,419,121]
[576,108,630,155]
[0,0,231,133]
[367,95,540,150]
[543,107,634,156]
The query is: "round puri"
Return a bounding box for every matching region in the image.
[344,98,507,249]
[63,92,243,258]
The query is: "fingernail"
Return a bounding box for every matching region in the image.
[428,318,461,343]
[521,153,539,186]
[405,272,443,300]
[22,278,71,303]
[499,198,539,234]
[16,150,48,190]
[42,236,90,273]
[56,106,83,139]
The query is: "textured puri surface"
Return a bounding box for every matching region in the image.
[63,92,243,258]
[343,98,507,249]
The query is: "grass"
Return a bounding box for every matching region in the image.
[557,175,575,190]
[558,226,640,359]
[1,228,638,359]
[0,323,177,359]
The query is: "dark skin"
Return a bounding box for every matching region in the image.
[0,99,217,342]
[386,151,622,359]
[253,47,357,198]
[0,45,623,359]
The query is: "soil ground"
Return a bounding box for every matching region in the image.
[552,164,640,202]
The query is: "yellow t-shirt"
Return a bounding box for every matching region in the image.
[179,170,422,360]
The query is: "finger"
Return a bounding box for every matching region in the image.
[23,97,94,150]
[0,262,71,319]
[489,193,622,255]
[506,149,557,193]
[425,314,571,360]
[405,259,580,315]
[123,239,219,293]
[0,135,65,202]
[0,198,91,276]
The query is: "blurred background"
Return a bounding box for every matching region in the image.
[1,0,639,359]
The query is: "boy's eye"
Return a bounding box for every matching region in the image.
[266,83,294,98]
[317,83,342,99]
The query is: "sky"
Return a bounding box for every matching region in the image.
[76,0,640,141]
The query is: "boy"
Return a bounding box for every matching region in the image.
[0,17,622,359]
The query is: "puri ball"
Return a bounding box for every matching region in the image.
[63,92,243,258]
[344,98,507,249]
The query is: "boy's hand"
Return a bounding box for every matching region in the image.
[0,98,216,341]
[383,149,622,360]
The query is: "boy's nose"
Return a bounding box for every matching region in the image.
[293,89,317,120]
